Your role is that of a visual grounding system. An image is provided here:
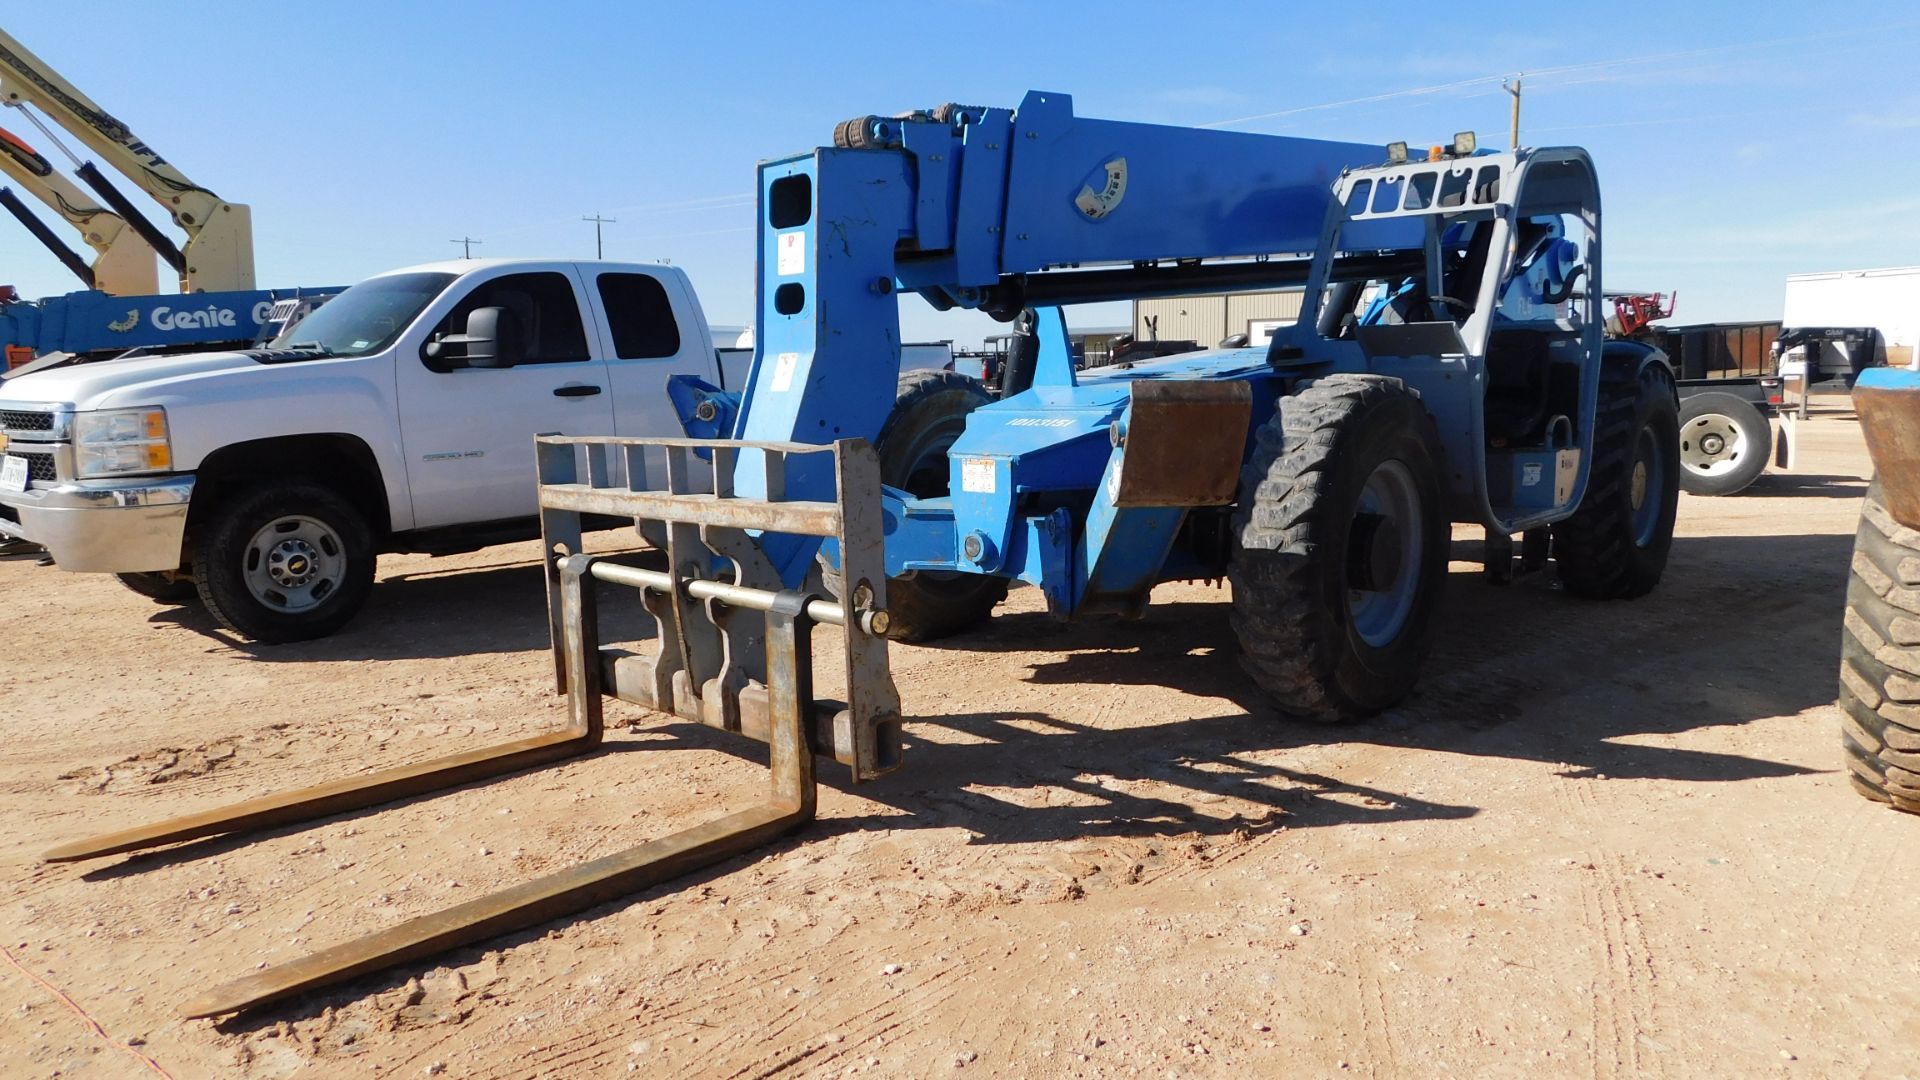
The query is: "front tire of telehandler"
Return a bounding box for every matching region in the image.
[1229,374,1450,722]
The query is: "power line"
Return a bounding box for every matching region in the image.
[583,213,616,259]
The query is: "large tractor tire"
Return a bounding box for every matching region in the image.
[192,481,377,643]
[862,370,1008,642]
[1839,479,1920,815]
[1554,351,1679,598]
[1677,391,1769,496]
[116,571,198,606]
[1229,374,1450,721]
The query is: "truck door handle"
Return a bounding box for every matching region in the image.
[553,384,603,398]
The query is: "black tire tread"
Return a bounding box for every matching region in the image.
[192,482,376,644]
[1229,374,1446,722]
[1554,354,1679,598]
[1840,479,1920,814]
[867,370,1008,643]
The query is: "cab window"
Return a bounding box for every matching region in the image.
[423,271,590,371]
[596,272,682,359]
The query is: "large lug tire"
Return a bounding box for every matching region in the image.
[1553,354,1680,599]
[860,369,1009,642]
[116,571,197,606]
[1229,374,1450,721]
[1840,479,1920,815]
[192,482,376,643]
[1677,391,1769,496]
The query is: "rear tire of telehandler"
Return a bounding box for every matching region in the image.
[1839,479,1920,815]
[837,369,1009,643]
[1554,351,1679,598]
[1230,374,1450,722]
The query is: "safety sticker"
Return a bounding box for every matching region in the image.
[961,457,996,494]
[772,351,799,391]
[777,232,806,276]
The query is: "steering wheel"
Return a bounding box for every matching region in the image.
[1427,295,1472,317]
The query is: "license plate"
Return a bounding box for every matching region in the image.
[0,454,28,493]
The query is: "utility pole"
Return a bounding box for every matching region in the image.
[583,213,616,259]
[1503,75,1523,149]
[450,236,483,259]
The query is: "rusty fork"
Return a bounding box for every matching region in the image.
[41,437,902,1019]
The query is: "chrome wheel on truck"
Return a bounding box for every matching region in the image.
[241,515,349,614]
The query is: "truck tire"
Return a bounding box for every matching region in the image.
[1554,353,1679,598]
[1840,479,1920,815]
[192,482,376,643]
[861,369,1009,642]
[1229,374,1450,721]
[1677,391,1769,496]
[116,571,197,606]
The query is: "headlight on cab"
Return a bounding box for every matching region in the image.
[73,407,172,478]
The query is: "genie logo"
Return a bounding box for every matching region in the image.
[150,304,241,332]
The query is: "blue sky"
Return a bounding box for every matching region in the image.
[5,2,1919,346]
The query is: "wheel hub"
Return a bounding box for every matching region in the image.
[1630,460,1648,512]
[1679,412,1747,475]
[1347,512,1403,592]
[243,515,346,614]
[268,539,320,587]
[1345,459,1425,649]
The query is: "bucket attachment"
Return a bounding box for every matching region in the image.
[41,436,902,1018]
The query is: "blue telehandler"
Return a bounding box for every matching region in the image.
[43,93,1681,1017]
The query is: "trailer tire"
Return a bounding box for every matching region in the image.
[1840,479,1920,815]
[1229,374,1450,722]
[116,571,197,606]
[845,370,1008,642]
[192,482,376,644]
[1677,391,1769,496]
[1554,352,1679,598]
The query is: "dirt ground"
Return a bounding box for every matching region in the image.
[3,408,1916,1079]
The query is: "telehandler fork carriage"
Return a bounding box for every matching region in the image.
[41,435,903,1018]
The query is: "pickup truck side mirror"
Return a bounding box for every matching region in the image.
[431,306,526,369]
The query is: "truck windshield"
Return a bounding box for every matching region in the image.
[267,272,456,357]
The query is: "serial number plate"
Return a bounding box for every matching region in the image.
[0,454,28,493]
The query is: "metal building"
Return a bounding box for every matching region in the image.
[1133,289,1304,348]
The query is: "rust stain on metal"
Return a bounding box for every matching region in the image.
[1855,384,1920,530]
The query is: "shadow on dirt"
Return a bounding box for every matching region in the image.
[1731,472,1867,499]
[145,548,662,661]
[141,529,1850,1030]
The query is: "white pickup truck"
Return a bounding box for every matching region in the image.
[0,258,726,642]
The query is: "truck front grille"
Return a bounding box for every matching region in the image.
[7,452,56,482]
[0,410,54,433]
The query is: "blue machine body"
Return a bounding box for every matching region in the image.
[0,285,341,360]
[676,91,1615,621]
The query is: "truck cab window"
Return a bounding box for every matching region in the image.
[268,271,455,358]
[424,271,590,371]
[596,272,682,359]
